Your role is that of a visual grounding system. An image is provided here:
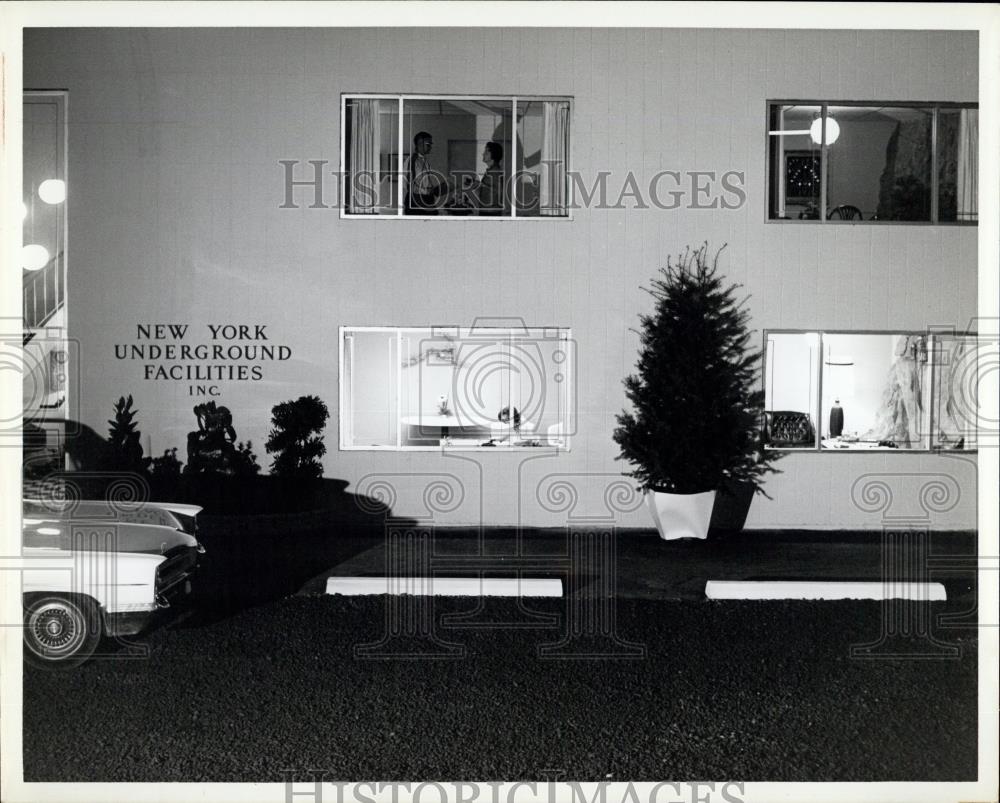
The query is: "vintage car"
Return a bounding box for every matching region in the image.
[21,498,205,666]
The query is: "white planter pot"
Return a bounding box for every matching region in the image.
[645,489,717,540]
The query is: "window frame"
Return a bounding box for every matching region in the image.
[340,93,574,221]
[765,99,979,225]
[23,89,71,423]
[762,328,979,453]
[339,325,574,451]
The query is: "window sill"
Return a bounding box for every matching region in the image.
[766,218,977,226]
[340,212,573,221]
[764,446,978,454]
[339,445,571,452]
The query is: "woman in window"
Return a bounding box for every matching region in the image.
[471,141,507,216]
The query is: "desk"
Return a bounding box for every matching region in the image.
[400,416,536,445]
[821,438,899,450]
[400,414,478,439]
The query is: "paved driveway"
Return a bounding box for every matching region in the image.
[23,594,977,782]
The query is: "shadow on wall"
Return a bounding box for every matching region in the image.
[23,420,416,627]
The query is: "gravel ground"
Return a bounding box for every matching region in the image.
[23,596,977,782]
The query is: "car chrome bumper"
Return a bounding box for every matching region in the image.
[104,609,155,637]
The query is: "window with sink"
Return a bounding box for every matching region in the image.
[340,325,573,450]
[767,101,978,223]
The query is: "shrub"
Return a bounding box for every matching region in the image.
[184,401,242,476]
[265,396,329,479]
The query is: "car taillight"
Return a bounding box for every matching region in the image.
[156,546,199,594]
[172,512,198,536]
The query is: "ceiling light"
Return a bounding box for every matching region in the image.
[809,117,840,145]
[38,178,66,205]
[22,243,50,271]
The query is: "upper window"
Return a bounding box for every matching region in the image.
[342,95,571,219]
[767,101,978,223]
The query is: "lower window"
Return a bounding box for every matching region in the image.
[763,330,978,451]
[340,326,573,450]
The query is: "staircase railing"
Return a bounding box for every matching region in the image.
[23,250,64,331]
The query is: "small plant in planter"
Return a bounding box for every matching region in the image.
[265,395,330,479]
[149,447,183,479]
[231,440,262,477]
[613,243,780,539]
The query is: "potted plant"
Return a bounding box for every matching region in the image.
[613,244,780,539]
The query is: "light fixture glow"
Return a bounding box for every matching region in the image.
[809,117,840,145]
[37,527,62,536]
[38,178,66,205]
[21,243,50,271]
[21,201,29,221]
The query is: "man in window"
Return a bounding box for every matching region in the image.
[405,131,444,215]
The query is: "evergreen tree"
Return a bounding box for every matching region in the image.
[613,244,780,495]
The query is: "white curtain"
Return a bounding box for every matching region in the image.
[349,99,381,214]
[957,108,978,222]
[540,101,570,216]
